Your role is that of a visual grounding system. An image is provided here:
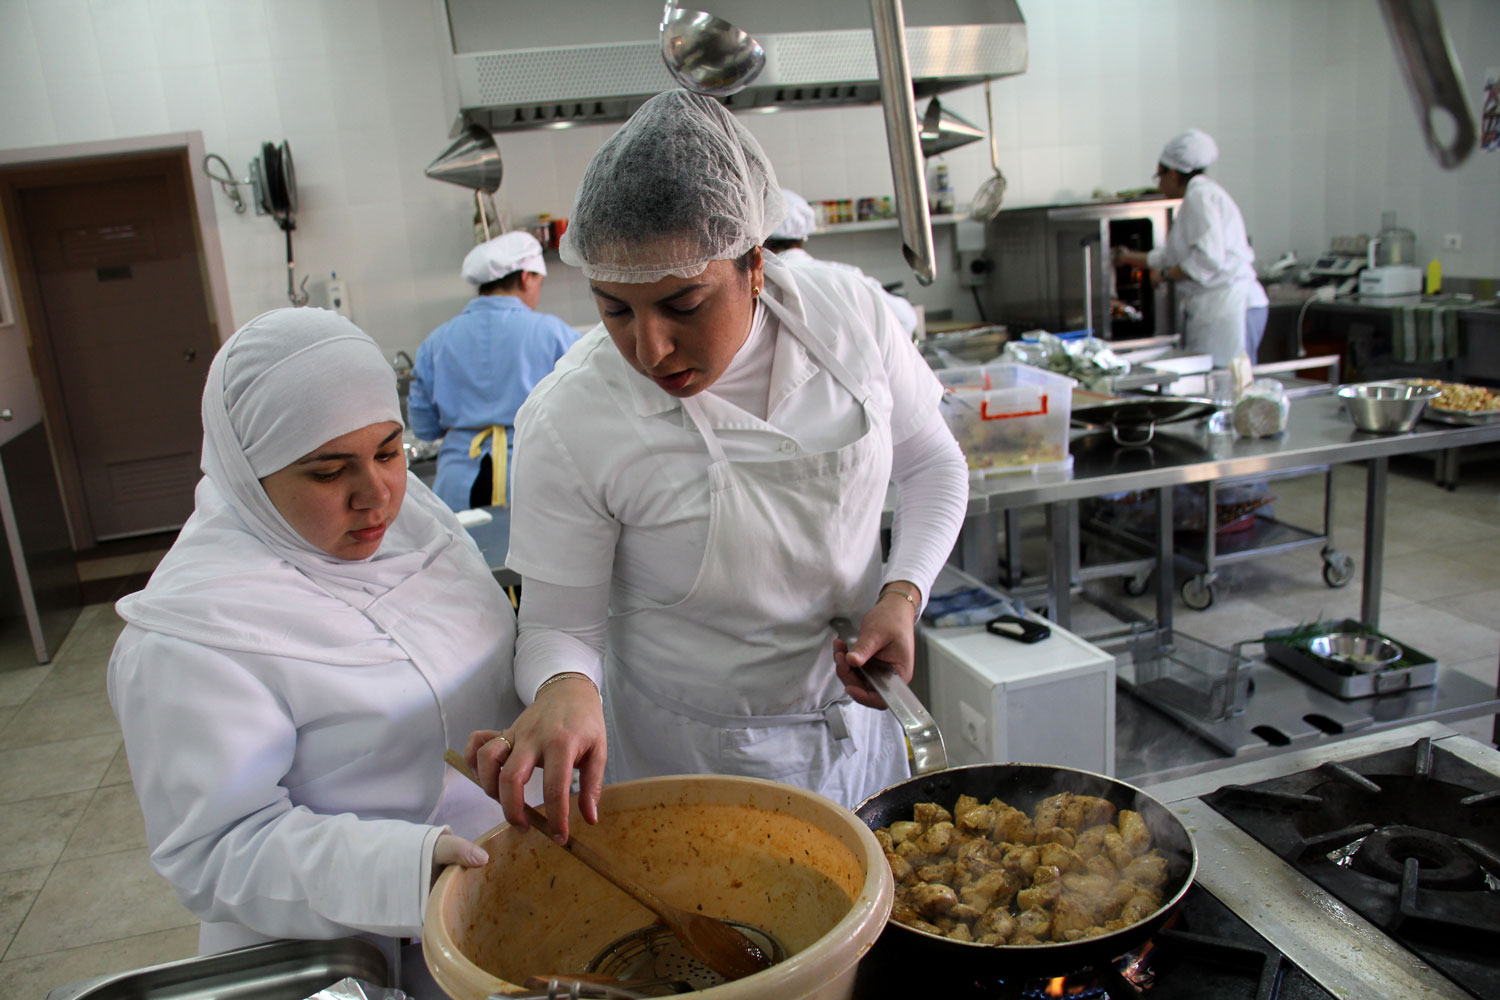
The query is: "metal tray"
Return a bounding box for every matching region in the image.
[1421,405,1500,426]
[45,937,389,1000]
[1263,620,1437,699]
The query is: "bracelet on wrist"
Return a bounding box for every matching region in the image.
[879,584,918,613]
[535,672,598,699]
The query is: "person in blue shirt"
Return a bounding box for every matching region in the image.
[408,231,580,510]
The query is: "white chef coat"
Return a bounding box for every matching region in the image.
[109,475,520,960]
[775,246,920,337]
[506,256,958,806]
[1148,175,1268,367]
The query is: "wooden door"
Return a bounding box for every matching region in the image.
[7,153,217,541]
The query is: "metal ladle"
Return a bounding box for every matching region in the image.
[659,1,765,97]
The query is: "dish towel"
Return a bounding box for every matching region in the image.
[1394,303,1461,362]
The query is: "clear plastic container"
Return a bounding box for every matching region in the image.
[1371,210,1416,267]
[939,363,1076,480]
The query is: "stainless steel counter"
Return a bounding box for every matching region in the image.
[953,394,1500,633]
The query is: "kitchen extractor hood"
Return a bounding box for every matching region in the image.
[442,0,1027,134]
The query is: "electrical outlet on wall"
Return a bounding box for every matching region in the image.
[1443,233,1463,251]
[956,250,992,288]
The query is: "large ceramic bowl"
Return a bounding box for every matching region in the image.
[423,775,894,1000]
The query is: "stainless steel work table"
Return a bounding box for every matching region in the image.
[953,393,1500,637]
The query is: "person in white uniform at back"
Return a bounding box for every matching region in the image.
[462,89,969,843]
[1113,129,1269,366]
[765,189,921,337]
[108,308,531,968]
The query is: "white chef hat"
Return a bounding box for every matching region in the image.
[1158,128,1219,173]
[770,189,816,241]
[462,231,547,285]
[559,90,785,283]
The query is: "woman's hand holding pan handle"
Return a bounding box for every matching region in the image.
[465,676,607,846]
[833,581,920,710]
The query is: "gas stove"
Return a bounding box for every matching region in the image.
[1143,720,1500,1000]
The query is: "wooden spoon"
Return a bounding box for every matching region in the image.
[442,750,772,982]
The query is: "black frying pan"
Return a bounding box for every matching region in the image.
[852,762,1198,982]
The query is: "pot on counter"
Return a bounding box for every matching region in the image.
[423,774,892,999]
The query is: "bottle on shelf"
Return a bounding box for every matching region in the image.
[930,162,955,216]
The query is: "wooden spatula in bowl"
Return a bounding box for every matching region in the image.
[442,749,772,982]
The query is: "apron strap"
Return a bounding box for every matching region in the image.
[467,426,509,507]
[612,648,854,739]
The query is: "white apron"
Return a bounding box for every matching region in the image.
[601,285,909,808]
[1179,281,1253,368]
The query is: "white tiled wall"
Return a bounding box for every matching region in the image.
[1,0,1497,354]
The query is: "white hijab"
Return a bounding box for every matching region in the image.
[117,308,474,663]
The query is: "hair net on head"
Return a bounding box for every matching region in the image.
[770,189,816,241]
[462,231,547,285]
[1159,128,1219,173]
[558,90,785,283]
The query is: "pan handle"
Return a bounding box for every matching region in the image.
[831,617,948,775]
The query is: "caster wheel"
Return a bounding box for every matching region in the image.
[1123,574,1151,597]
[1182,577,1215,610]
[1322,552,1355,588]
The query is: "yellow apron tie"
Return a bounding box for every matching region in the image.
[468,426,509,508]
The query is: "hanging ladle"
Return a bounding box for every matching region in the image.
[659,1,765,97]
[442,750,772,982]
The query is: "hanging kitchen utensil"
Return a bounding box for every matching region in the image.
[870,0,935,286]
[424,125,504,240]
[1377,0,1477,169]
[659,1,765,97]
[970,79,1008,221]
[257,141,308,306]
[917,98,984,158]
[442,750,773,982]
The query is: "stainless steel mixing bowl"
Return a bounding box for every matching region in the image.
[1337,381,1439,433]
[1309,632,1404,672]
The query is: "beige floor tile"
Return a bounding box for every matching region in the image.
[1446,712,1498,746]
[1377,603,1500,667]
[0,792,91,874]
[1436,588,1500,631]
[0,690,120,751]
[0,865,51,957]
[100,746,133,787]
[1379,547,1495,604]
[76,555,146,583]
[6,848,196,959]
[0,665,50,709]
[28,655,111,705]
[61,785,147,862]
[0,735,120,805]
[0,925,197,996]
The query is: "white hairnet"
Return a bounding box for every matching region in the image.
[462,231,547,285]
[558,90,785,283]
[1159,128,1219,173]
[770,189,816,241]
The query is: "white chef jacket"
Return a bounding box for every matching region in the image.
[505,258,964,804]
[109,476,519,960]
[1148,175,1268,366]
[506,258,944,593]
[775,246,920,337]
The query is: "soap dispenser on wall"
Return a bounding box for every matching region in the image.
[310,272,351,318]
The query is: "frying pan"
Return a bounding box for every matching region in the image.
[853,762,1197,982]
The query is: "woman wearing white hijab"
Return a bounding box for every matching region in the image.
[1114,128,1268,366]
[109,307,524,961]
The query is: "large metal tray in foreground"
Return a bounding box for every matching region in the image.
[45,937,389,1000]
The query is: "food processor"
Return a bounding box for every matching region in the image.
[1358,210,1423,296]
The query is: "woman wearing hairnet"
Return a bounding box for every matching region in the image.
[465,90,969,838]
[108,308,527,969]
[1114,128,1268,366]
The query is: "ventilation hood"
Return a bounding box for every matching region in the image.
[443,0,1027,134]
